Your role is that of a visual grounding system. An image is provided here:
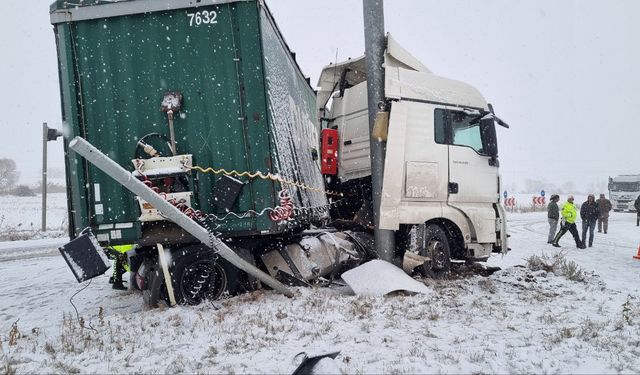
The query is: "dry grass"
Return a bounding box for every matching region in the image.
[526,252,586,282]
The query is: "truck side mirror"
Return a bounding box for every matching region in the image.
[480,118,498,157]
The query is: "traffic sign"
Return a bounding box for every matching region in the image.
[540,190,545,197]
[503,191,507,199]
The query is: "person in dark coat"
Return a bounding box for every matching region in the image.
[596,193,612,233]
[635,195,640,227]
[580,194,600,247]
[547,194,560,244]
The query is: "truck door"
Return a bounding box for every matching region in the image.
[437,108,499,204]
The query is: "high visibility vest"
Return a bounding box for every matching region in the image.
[112,244,134,254]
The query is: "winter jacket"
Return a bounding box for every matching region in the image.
[580,201,600,222]
[596,198,612,216]
[635,196,640,212]
[561,202,578,224]
[547,201,559,219]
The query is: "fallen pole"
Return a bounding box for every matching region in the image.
[69,136,294,298]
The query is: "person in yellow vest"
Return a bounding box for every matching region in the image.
[107,244,134,290]
[552,195,586,249]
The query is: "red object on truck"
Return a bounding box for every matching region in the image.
[321,128,338,175]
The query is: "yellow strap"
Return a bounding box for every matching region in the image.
[189,165,343,197]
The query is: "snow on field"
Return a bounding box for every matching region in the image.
[0,193,68,240]
[1,207,640,373]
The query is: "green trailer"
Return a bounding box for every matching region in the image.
[50,0,328,247]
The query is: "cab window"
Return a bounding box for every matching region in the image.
[434,108,492,156]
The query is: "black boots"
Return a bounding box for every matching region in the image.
[112,281,127,290]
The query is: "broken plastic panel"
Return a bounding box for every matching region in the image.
[59,231,111,283]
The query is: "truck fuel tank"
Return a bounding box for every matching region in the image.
[261,232,368,282]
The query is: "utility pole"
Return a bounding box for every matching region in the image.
[363,0,396,263]
[42,123,62,232]
[42,123,48,232]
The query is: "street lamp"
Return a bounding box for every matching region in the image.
[42,122,62,232]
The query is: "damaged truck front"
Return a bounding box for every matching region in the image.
[317,35,509,276]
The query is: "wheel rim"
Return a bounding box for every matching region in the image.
[179,260,227,304]
[426,237,447,270]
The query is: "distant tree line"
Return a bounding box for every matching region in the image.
[0,158,66,196]
[507,178,609,195]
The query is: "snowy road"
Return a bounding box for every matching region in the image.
[2,211,640,374]
[495,212,640,297]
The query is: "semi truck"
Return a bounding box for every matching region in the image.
[50,0,507,305]
[608,175,640,212]
[317,35,508,272]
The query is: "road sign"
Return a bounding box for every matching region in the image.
[540,190,545,197]
[533,196,546,205]
[504,197,516,207]
[503,191,507,199]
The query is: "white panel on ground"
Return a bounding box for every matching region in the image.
[341,259,431,296]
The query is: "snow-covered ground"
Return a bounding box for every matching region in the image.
[1,206,640,373]
[0,193,68,241]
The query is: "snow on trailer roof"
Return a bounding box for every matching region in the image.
[316,34,488,114]
[49,0,252,24]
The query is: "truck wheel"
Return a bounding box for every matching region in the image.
[420,224,451,279]
[169,247,237,305]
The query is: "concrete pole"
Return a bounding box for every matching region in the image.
[363,0,396,263]
[41,122,48,232]
[68,136,294,298]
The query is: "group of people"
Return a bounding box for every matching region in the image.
[547,193,612,249]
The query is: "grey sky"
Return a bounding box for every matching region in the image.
[1,0,638,192]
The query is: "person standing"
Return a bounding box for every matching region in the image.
[635,195,640,227]
[596,193,612,233]
[553,195,586,249]
[580,194,600,247]
[107,244,133,290]
[547,194,560,244]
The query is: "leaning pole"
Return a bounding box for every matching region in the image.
[363,0,396,263]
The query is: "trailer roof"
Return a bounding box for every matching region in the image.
[50,0,251,24]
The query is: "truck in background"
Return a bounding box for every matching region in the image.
[317,35,509,276]
[608,175,640,212]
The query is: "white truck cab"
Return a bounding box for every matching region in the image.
[609,175,640,212]
[317,35,508,266]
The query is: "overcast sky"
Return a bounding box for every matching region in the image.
[1,0,638,193]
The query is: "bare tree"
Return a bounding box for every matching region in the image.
[0,158,19,191]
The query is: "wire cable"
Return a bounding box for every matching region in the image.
[69,278,98,333]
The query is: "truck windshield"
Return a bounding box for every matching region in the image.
[435,109,496,156]
[610,182,640,192]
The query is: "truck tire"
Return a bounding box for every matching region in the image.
[169,246,237,305]
[420,224,451,279]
